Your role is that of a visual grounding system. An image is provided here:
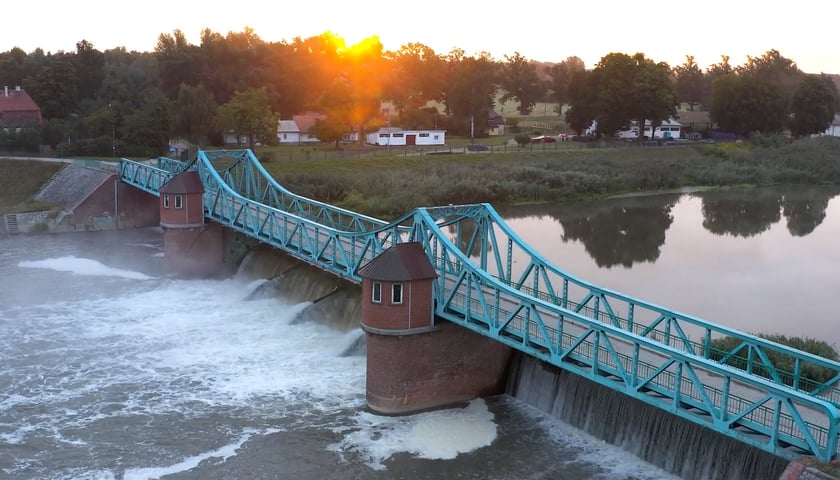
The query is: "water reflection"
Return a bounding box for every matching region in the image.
[498,194,680,268]
[495,185,840,345]
[499,186,840,268]
[781,186,837,236]
[696,189,782,238]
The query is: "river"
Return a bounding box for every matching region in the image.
[4,185,836,479]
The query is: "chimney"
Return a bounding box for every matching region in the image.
[15,85,21,91]
[3,86,7,97]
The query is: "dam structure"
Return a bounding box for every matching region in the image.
[118,148,840,471]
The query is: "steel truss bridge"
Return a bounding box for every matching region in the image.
[120,149,840,463]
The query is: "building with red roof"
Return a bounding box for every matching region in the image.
[0,85,43,128]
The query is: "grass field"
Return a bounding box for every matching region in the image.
[0,159,63,214]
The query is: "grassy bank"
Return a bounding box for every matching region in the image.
[258,136,840,219]
[2,137,839,219]
[0,159,63,214]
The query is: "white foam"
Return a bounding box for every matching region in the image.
[122,429,276,480]
[18,256,154,280]
[330,399,497,471]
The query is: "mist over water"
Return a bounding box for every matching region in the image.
[1,228,677,479]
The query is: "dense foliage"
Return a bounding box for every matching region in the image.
[0,30,837,156]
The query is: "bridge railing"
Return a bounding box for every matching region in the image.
[191,152,413,282]
[410,206,840,462]
[198,150,386,233]
[119,151,840,461]
[118,160,173,196]
[442,203,840,406]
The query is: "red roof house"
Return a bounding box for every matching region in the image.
[0,86,43,127]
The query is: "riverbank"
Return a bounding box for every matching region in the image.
[4,137,840,220]
[263,136,840,218]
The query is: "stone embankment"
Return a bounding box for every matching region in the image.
[1,158,158,235]
[780,460,839,480]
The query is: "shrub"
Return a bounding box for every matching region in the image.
[706,334,839,385]
[28,221,49,234]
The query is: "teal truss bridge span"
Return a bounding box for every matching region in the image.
[120,149,840,463]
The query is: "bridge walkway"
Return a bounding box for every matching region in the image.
[118,149,840,463]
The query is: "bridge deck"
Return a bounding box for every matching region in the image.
[119,150,840,463]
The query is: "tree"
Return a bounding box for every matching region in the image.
[630,54,678,140]
[736,49,803,103]
[0,47,38,88]
[383,43,445,118]
[575,53,639,138]
[789,74,838,138]
[123,89,173,156]
[73,40,105,101]
[546,56,585,114]
[565,68,598,135]
[710,74,787,137]
[214,87,277,147]
[155,30,203,98]
[499,52,543,115]
[674,55,704,111]
[25,54,78,119]
[564,52,676,140]
[702,55,733,110]
[311,77,355,148]
[173,83,217,145]
[441,51,499,138]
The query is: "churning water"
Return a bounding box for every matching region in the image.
[1,228,679,479]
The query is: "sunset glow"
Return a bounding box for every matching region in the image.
[6,0,839,73]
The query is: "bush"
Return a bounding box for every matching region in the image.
[514,134,531,146]
[28,221,49,234]
[706,334,839,385]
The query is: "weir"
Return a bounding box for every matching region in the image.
[117,149,840,474]
[508,353,790,480]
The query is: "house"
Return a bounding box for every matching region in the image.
[488,110,505,136]
[675,110,714,132]
[0,85,43,129]
[277,112,326,144]
[366,128,446,146]
[822,113,840,137]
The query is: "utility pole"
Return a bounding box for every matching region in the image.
[109,102,115,158]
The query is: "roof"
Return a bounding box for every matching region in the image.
[357,242,437,281]
[488,110,505,126]
[277,120,300,133]
[35,164,111,209]
[159,171,204,194]
[0,87,42,126]
[291,112,326,133]
[674,110,711,125]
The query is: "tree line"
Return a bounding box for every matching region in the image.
[0,28,837,156]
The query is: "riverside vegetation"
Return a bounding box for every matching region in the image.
[3,136,840,218]
[260,135,840,219]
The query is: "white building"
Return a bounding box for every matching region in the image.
[277,112,325,144]
[822,114,840,137]
[366,128,446,146]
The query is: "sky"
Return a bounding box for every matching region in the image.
[5,0,839,74]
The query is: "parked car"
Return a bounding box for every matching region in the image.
[530,135,556,143]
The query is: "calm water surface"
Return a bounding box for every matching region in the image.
[497,185,840,348]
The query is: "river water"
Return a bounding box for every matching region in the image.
[3,185,836,479]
